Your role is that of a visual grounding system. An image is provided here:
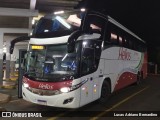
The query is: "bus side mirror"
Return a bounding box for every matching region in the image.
[67,30,83,53]
[10,36,30,54]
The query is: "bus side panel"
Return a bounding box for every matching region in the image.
[113,49,141,91]
[102,47,123,93]
[114,72,137,91]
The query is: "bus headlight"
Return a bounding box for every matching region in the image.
[60,87,70,93]
[23,83,29,88]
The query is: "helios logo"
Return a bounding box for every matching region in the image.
[38,84,53,90]
[118,47,131,60]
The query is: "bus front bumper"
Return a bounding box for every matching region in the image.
[22,86,80,108]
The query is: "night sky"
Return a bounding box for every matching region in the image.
[78,0,160,65]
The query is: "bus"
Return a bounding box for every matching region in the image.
[22,10,147,108]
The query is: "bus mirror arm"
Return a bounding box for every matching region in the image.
[67,30,83,53]
[10,36,30,54]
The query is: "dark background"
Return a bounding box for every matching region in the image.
[78,0,160,72]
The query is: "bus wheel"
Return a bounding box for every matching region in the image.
[136,73,141,85]
[99,81,110,103]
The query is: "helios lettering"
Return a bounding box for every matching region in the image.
[39,84,53,90]
[118,47,131,60]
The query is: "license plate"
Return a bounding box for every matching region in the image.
[37,99,47,105]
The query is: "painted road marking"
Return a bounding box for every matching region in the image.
[47,112,68,120]
[47,86,150,120]
[90,86,150,120]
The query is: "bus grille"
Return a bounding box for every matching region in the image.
[27,87,61,96]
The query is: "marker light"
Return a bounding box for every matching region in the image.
[60,87,70,93]
[23,83,29,88]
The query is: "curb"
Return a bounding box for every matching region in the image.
[1,80,17,89]
[1,85,16,89]
[3,78,17,81]
[3,80,17,83]
[10,78,18,81]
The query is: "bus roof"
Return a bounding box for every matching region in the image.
[107,16,145,43]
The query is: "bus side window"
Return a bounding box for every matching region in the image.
[81,48,95,75]
[94,41,102,69]
[119,36,123,46]
[134,40,138,51]
[129,39,133,49]
[110,33,118,45]
[108,23,124,46]
[104,23,111,45]
[84,14,106,37]
[124,39,128,48]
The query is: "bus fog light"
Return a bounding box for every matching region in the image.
[60,87,70,93]
[63,97,74,104]
[23,83,29,88]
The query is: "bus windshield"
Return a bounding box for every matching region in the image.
[32,11,83,38]
[25,43,80,82]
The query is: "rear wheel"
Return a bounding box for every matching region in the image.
[99,81,111,103]
[136,72,142,85]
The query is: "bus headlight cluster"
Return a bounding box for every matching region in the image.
[60,84,81,93]
[70,84,81,91]
[60,87,70,93]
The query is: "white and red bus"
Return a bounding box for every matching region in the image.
[22,10,147,108]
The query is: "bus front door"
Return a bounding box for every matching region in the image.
[80,48,95,106]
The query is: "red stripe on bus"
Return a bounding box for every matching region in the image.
[114,72,137,91]
[23,77,73,90]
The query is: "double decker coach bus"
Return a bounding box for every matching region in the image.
[22,10,147,108]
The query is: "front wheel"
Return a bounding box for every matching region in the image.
[99,81,111,103]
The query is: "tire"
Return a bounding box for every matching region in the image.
[141,71,144,80]
[99,81,111,103]
[136,73,141,85]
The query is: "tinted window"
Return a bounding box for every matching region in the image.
[33,12,82,38]
[83,14,106,37]
[81,40,102,75]
[105,23,123,46]
[105,22,146,52]
[81,48,95,75]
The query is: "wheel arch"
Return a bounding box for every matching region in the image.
[99,77,112,97]
[98,77,112,102]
